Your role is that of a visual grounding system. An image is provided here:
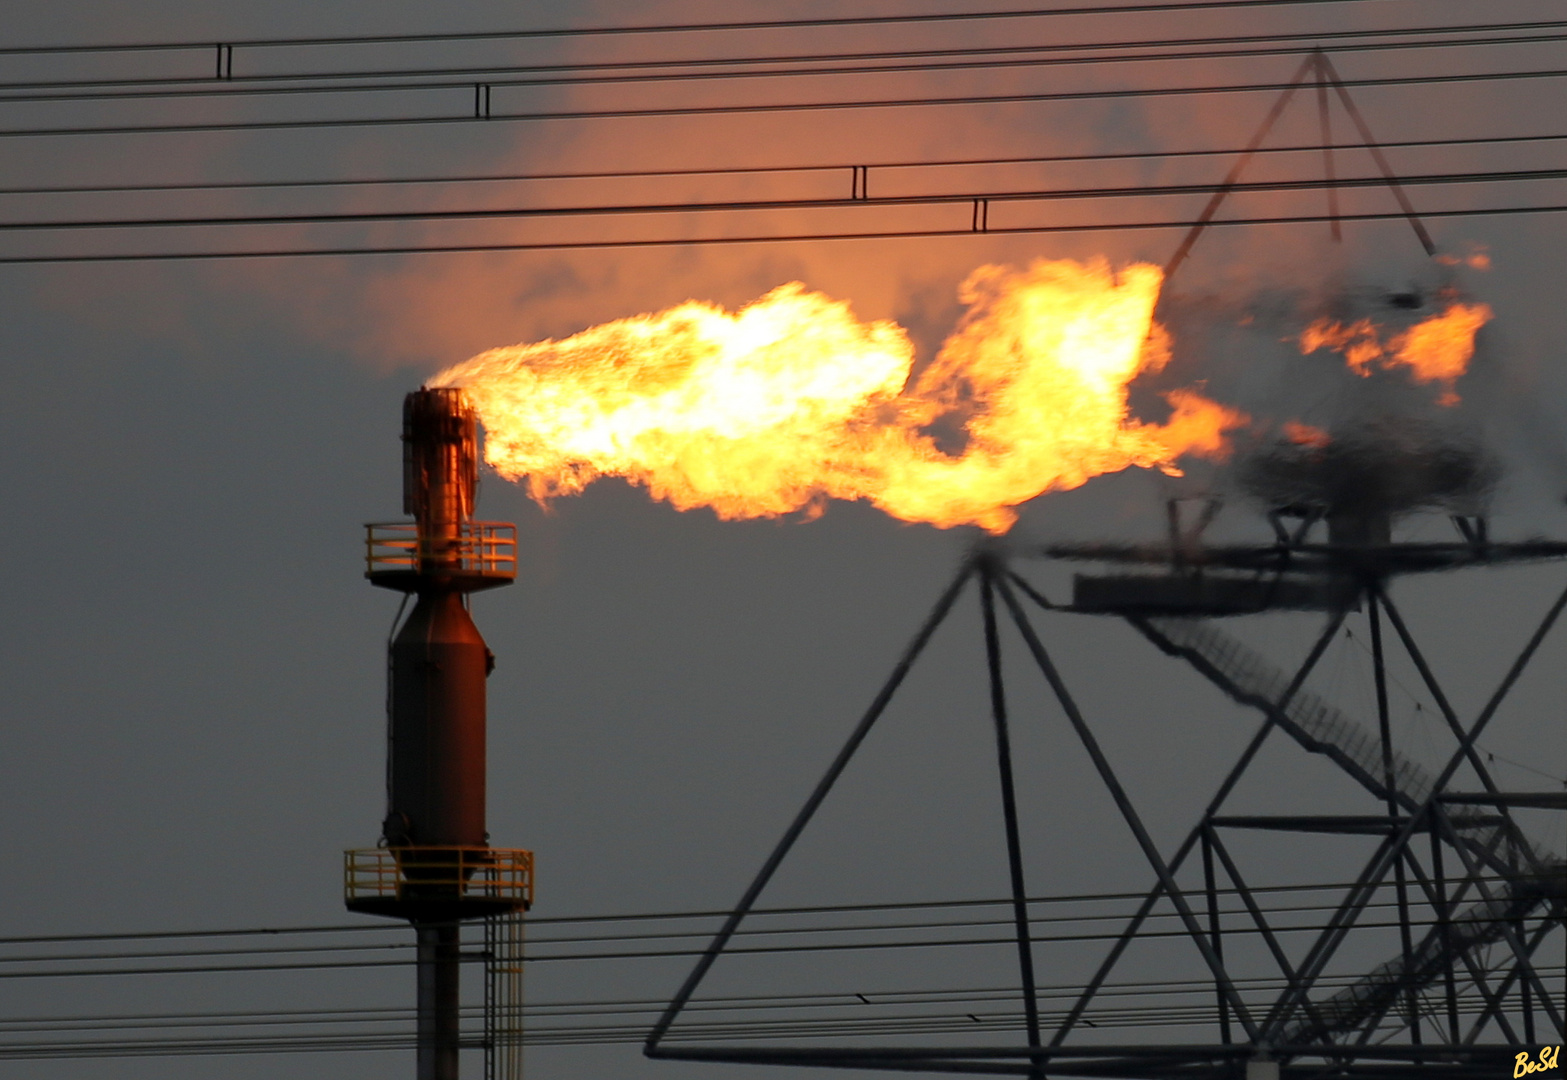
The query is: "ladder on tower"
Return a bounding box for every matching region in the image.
[485,912,525,1080]
[1136,615,1563,1041]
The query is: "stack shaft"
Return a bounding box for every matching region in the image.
[416,923,462,1080]
[386,590,488,848]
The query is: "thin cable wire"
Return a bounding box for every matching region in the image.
[0,964,1551,1056]
[0,971,1546,1031]
[0,983,1546,1057]
[0,19,1559,101]
[0,908,1544,1057]
[0,896,1515,967]
[1479,749,1567,785]
[0,969,1461,1027]
[0,913,1515,978]
[0,62,1564,141]
[0,894,1424,966]
[0,981,1543,1039]
[0,874,1459,944]
[3,129,1563,199]
[2,163,1559,234]
[0,1,1404,58]
[1337,625,1567,788]
[2,200,1563,264]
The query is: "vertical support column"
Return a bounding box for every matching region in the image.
[1518,916,1537,1044]
[1202,825,1232,1045]
[417,922,462,1080]
[1367,590,1420,1045]
[1430,828,1460,1043]
[979,565,1043,1066]
[1000,578,1263,1042]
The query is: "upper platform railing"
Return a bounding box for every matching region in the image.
[364,521,516,591]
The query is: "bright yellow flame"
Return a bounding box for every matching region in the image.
[1299,301,1492,402]
[431,258,1246,533]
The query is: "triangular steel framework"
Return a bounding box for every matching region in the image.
[1163,49,1437,285]
[647,50,1563,1080]
[645,539,1566,1080]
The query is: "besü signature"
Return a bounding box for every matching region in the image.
[1514,1046,1561,1078]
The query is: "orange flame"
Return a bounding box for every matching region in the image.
[431,258,1247,533]
[1282,420,1331,448]
[1435,249,1491,270]
[1298,301,1492,403]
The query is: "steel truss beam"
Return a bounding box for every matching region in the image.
[644,547,1564,1080]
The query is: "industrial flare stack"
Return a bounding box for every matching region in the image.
[346,387,531,1080]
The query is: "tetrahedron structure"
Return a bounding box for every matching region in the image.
[1163,48,1439,283]
[646,531,1565,1079]
[649,48,1562,1080]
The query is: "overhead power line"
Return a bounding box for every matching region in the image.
[0,917,1449,978]
[0,969,1552,1058]
[2,200,1562,264]
[2,163,1559,235]
[0,881,1543,1059]
[0,876,1413,950]
[0,875,1395,946]
[0,906,1518,977]
[0,972,1428,1030]
[3,129,1563,199]
[0,878,1498,980]
[0,1,1394,58]
[0,893,1420,968]
[0,61,1563,141]
[0,18,1558,101]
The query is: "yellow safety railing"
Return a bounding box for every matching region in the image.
[365,522,517,579]
[344,847,533,910]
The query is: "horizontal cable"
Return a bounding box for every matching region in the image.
[0,966,1551,1057]
[0,989,1541,1057]
[0,911,1522,977]
[0,971,1420,1027]
[0,940,408,967]
[531,897,1403,947]
[0,1,1393,57]
[0,957,416,979]
[0,978,1533,1025]
[0,880,1513,968]
[0,62,1564,140]
[0,876,1429,945]
[0,971,1546,1034]
[0,894,1417,966]
[0,1033,420,1059]
[3,130,1564,199]
[3,163,1560,234]
[1,200,1562,264]
[0,20,1559,101]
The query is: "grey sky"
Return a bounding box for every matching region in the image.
[0,1,1563,1077]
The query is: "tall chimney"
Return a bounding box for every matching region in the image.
[347,387,531,1080]
[387,389,487,850]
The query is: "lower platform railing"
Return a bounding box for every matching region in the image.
[344,847,533,913]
